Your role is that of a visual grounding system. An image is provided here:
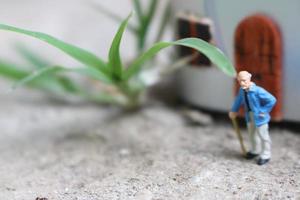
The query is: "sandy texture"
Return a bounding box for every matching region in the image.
[0,85,299,200]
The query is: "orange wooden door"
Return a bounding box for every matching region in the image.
[234,14,282,121]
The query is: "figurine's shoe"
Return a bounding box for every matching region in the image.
[245,152,259,160]
[257,158,270,165]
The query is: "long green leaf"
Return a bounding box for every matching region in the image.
[54,76,82,93]
[14,43,50,69]
[12,66,67,89]
[123,38,236,80]
[13,65,112,90]
[154,0,171,43]
[174,38,236,76]
[0,60,30,79]
[0,24,109,76]
[108,13,132,81]
[0,60,72,92]
[132,0,144,24]
[136,0,158,51]
[70,67,112,83]
[32,77,73,94]
[145,0,158,26]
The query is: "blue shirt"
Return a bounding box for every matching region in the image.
[231,83,277,127]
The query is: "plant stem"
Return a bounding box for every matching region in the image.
[116,81,142,109]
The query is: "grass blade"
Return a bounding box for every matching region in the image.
[123,38,236,80]
[54,76,82,93]
[0,60,64,91]
[145,0,158,26]
[14,43,50,68]
[0,60,71,93]
[174,38,236,76]
[123,42,170,80]
[13,65,113,90]
[0,60,30,80]
[132,0,144,24]
[136,0,158,51]
[12,66,66,89]
[71,67,112,83]
[0,24,109,76]
[108,13,132,81]
[154,0,171,43]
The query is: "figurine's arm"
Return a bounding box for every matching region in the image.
[229,89,243,119]
[258,88,277,114]
[231,89,243,112]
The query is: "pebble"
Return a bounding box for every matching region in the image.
[181,109,213,126]
[134,189,153,200]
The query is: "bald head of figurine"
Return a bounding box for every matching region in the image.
[237,71,252,90]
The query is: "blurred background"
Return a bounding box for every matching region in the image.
[1,0,299,120]
[0,0,171,67]
[0,2,299,199]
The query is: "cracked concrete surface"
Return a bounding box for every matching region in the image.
[0,81,299,200]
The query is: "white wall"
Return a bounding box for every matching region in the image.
[0,0,136,67]
[171,0,300,121]
[205,0,300,121]
[172,0,235,111]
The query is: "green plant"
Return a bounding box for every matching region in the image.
[0,45,84,95]
[0,46,118,104]
[0,13,236,109]
[92,0,171,52]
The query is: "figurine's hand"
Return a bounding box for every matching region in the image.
[229,112,238,119]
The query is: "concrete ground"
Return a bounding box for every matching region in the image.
[0,82,299,200]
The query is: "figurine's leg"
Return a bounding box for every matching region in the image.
[247,112,261,154]
[247,122,261,154]
[257,124,271,159]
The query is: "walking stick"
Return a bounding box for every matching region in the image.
[230,117,247,156]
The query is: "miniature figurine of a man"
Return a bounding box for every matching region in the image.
[229,71,276,165]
